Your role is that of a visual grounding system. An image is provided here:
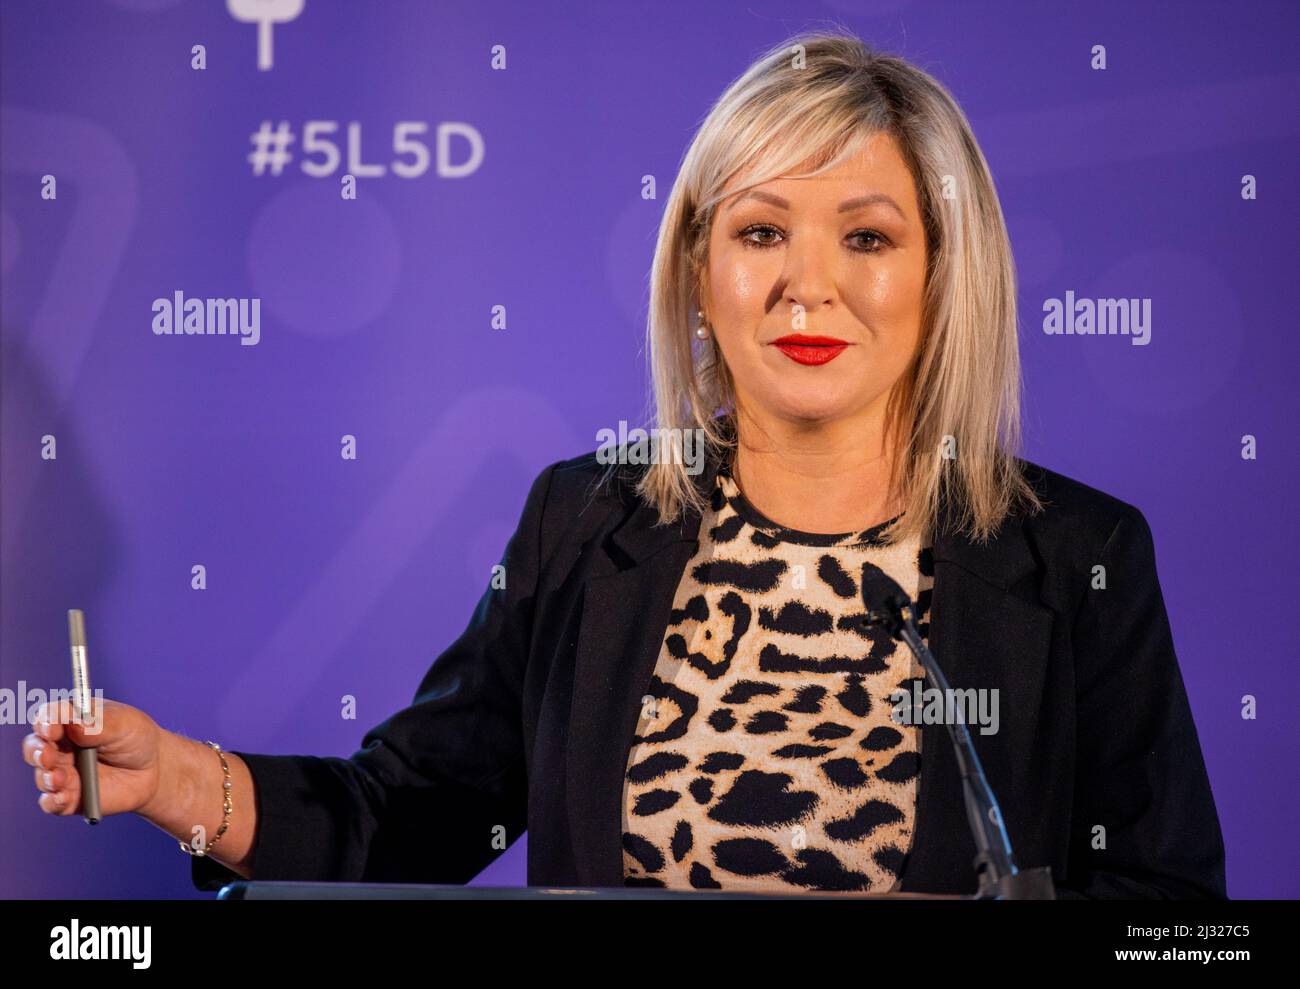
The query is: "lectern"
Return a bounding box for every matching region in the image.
[219,882,972,900]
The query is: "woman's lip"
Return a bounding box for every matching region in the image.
[774,343,848,366]
[772,334,849,346]
[771,335,851,366]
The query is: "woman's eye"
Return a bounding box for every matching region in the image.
[739,224,782,248]
[737,225,889,253]
[849,229,888,253]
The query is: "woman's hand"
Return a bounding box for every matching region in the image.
[22,698,165,819]
[22,697,258,878]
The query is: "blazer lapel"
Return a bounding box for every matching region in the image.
[566,543,699,885]
[564,447,1057,893]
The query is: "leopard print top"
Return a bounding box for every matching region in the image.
[621,461,934,893]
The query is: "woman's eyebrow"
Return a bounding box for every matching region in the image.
[838,193,905,218]
[729,189,905,218]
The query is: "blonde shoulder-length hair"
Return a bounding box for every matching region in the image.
[636,29,1043,546]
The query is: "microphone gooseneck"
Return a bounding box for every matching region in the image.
[860,565,1055,900]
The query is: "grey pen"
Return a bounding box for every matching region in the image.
[67,609,102,824]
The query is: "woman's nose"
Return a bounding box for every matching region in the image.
[780,236,838,318]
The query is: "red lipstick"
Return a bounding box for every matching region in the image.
[772,334,850,366]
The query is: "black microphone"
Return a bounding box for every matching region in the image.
[861,565,1056,900]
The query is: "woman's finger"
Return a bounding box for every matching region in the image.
[22,731,78,770]
[34,764,60,792]
[35,763,82,816]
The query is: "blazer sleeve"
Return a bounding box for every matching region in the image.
[190,461,558,892]
[1058,506,1227,899]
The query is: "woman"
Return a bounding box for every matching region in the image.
[22,32,1226,898]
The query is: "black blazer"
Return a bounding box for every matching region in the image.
[192,441,1228,899]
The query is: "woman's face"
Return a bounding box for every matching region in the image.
[703,131,929,429]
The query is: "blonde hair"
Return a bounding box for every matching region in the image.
[636,29,1043,545]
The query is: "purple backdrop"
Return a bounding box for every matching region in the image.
[2,0,1296,899]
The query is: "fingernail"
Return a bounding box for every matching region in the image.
[49,793,63,809]
[43,772,53,789]
[33,746,43,764]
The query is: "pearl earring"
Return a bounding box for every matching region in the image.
[695,310,710,340]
